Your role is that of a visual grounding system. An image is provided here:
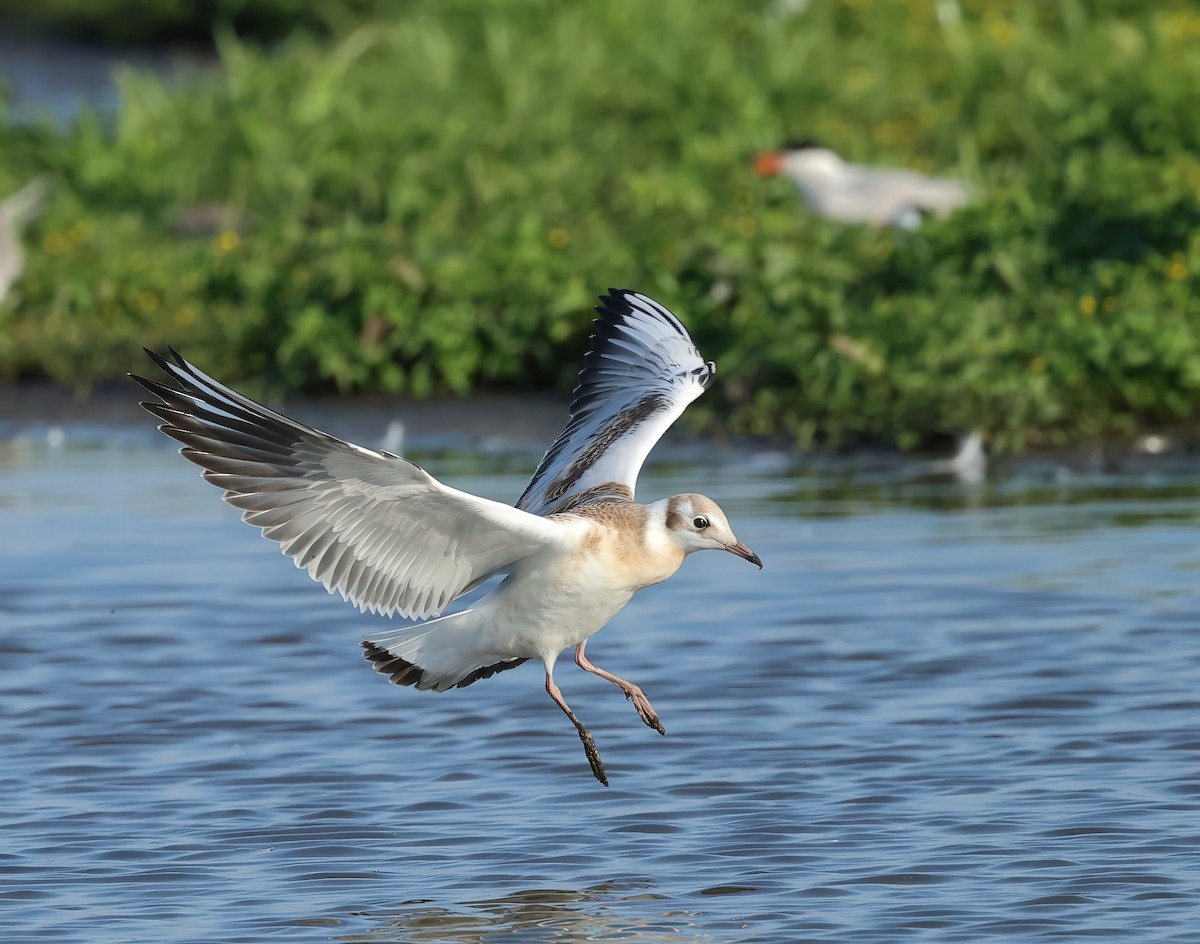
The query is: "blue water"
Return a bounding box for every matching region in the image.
[0,35,211,126]
[2,414,1199,942]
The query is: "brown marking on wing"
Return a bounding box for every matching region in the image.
[543,395,665,503]
[547,481,635,515]
[578,481,635,504]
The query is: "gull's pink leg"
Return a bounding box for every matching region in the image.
[545,667,608,787]
[574,640,665,735]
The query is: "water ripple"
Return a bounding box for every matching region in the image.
[2,443,1199,941]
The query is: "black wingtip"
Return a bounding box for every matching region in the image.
[361,640,424,688]
[595,287,638,317]
[593,289,689,341]
[592,289,632,335]
[130,348,177,400]
[128,372,159,397]
[140,346,174,373]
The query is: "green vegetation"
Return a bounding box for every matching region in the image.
[1,0,1199,450]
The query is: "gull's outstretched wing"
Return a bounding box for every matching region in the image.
[517,290,714,516]
[133,349,573,620]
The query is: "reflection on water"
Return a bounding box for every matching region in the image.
[2,408,1199,943]
[339,883,708,943]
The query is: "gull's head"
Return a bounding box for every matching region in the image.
[662,493,762,569]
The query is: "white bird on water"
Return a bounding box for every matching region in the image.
[133,290,762,785]
[754,140,972,229]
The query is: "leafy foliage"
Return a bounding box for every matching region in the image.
[2,0,1199,450]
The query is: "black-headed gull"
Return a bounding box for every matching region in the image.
[754,140,971,229]
[133,290,761,785]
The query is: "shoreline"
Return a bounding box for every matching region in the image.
[1,382,1194,475]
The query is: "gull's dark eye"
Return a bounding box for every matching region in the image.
[692,516,709,530]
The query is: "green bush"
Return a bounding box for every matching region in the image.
[1,0,1199,450]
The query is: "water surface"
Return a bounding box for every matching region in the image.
[2,409,1199,942]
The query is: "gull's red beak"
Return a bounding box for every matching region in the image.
[726,541,763,569]
[753,151,783,177]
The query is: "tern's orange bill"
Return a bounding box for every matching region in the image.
[753,151,783,177]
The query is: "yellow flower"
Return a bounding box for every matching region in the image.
[1167,253,1187,281]
[136,291,158,313]
[174,307,194,327]
[213,230,241,255]
[1028,356,1046,374]
[1078,295,1096,316]
[548,227,570,250]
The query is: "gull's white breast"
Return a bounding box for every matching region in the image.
[481,510,684,662]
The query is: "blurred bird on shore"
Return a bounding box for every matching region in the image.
[0,177,52,305]
[753,141,971,229]
[924,430,987,483]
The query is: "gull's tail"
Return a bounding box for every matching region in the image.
[361,608,527,693]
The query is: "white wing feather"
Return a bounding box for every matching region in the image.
[517,290,714,516]
[134,349,572,620]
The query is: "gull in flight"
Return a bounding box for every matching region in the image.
[133,290,761,785]
[754,140,972,229]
